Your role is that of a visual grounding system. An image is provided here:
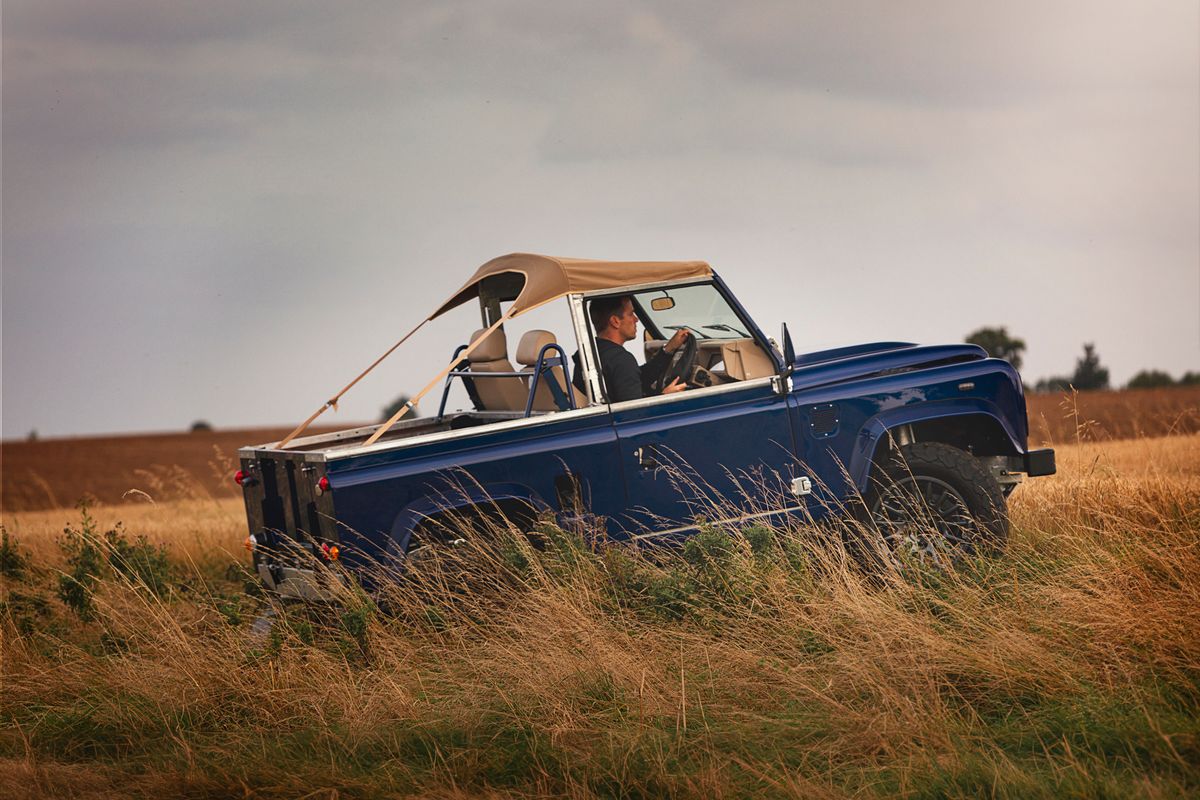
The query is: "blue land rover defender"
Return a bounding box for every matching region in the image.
[237,254,1055,598]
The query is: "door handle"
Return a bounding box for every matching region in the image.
[634,446,658,470]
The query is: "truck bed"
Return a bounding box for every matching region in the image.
[239,410,542,459]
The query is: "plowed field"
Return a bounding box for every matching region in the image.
[0,425,356,512]
[2,385,1197,512]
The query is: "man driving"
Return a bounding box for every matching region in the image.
[573,295,692,402]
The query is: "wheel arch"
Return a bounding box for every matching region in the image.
[385,482,549,559]
[850,403,1024,493]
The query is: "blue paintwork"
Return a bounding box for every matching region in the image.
[793,341,917,367]
[240,269,1044,583]
[325,408,624,564]
[611,379,801,532]
[787,356,1027,509]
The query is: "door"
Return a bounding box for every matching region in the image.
[609,378,803,538]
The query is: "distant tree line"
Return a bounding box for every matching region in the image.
[965,327,1197,393]
[1124,369,1200,390]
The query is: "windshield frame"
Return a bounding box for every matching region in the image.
[626,283,752,342]
[573,276,783,401]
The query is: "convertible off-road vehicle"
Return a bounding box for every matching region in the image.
[237,253,1054,597]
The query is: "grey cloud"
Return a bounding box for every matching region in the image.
[6,2,300,47]
[667,1,1197,102]
[3,1,1197,437]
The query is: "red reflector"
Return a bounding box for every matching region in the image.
[316,476,330,495]
[234,470,246,486]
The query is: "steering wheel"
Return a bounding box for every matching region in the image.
[656,333,698,393]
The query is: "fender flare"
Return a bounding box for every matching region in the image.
[848,400,1025,493]
[385,482,550,559]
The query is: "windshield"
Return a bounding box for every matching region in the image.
[632,283,751,340]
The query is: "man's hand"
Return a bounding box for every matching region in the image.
[664,328,692,354]
[662,377,687,394]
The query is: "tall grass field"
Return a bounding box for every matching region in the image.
[2,422,1198,796]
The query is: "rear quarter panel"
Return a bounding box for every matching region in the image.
[323,409,622,566]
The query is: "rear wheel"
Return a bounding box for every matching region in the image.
[402,501,540,583]
[864,442,1008,561]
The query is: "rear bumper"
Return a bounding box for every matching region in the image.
[1023,448,1056,477]
[256,563,345,601]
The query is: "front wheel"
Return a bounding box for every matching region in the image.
[864,442,1008,561]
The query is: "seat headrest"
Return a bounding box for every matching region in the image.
[468,328,508,362]
[516,330,557,366]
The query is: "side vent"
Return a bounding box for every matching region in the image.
[809,404,839,438]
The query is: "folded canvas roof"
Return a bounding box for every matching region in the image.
[430,252,713,320]
[279,252,715,447]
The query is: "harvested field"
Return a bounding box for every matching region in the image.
[1026,385,1200,445]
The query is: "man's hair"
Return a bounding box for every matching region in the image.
[589,295,631,332]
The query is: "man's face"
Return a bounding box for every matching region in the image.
[611,298,638,343]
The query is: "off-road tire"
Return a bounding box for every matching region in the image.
[864,441,1009,559]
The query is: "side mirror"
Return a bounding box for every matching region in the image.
[780,323,795,377]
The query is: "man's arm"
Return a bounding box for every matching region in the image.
[641,346,674,396]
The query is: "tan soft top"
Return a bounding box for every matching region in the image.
[430,252,712,320]
[278,252,713,448]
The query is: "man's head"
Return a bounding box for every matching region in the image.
[590,295,638,343]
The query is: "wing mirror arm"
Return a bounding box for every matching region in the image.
[771,323,796,396]
[779,323,795,380]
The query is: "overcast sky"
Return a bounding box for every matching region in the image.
[3,1,1198,438]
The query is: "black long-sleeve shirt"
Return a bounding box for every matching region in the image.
[573,339,673,403]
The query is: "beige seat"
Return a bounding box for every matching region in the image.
[644,336,775,382]
[720,339,776,380]
[516,330,588,411]
[467,328,528,411]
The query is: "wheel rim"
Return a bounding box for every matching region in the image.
[869,475,977,560]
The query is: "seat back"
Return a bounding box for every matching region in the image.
[720,339,776,381]
[467,328,528,411]
[516,330,587,411]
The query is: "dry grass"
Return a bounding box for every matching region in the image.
[2,435,1199,798]
[0,499,246,573]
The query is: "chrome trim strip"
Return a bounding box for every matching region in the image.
[626,505,806,542]
[238,374,773,462]
[608,376,775,412]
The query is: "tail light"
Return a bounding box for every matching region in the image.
[316,476,331,495]
[234,469,246,486]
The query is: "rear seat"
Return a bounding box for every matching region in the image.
[516,330,587,411]
[467,328,528,411]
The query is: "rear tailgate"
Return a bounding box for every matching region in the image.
[238,449,340,598]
